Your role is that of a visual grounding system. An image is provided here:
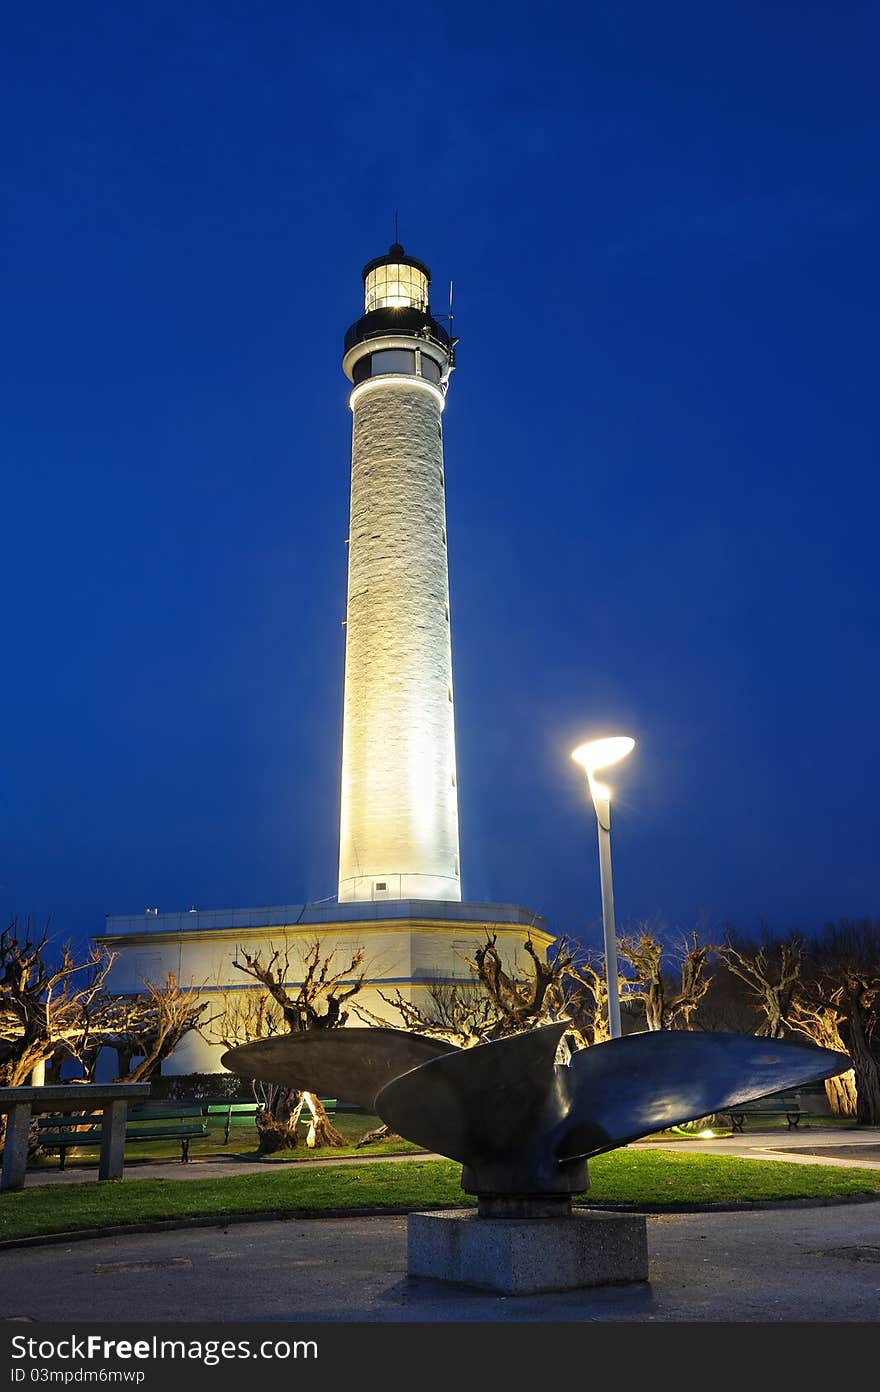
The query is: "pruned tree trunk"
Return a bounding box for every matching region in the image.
[843,1004,880,1126]
[791,973,877,1123]
[45,1053,65,1085]
[825,1069,857,1117]
[255,1089,299,1154]
[80,1048,100,1083]
[299,1093,346,1148]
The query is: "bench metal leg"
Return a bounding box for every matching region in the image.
[181,1138,190,1163]
[99,1100,128,1181]
[59,1148,67,1172]
[1,1103,32,1191]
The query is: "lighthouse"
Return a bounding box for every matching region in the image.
[338,244,461,903]
[98,238,551,1075]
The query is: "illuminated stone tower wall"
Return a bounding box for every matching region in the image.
[338,244,461,903]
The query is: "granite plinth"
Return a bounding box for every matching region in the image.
[407,1209,648,1295]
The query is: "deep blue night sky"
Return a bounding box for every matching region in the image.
[3,2,878,952]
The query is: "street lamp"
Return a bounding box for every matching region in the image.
[571,735,636,1040]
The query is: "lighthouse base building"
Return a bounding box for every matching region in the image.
[97,900,551,1075]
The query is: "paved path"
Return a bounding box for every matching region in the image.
[637,1126,880,1169]
[23,1148,440,1186]
[5,1128,880,1323]
[1,1203,879,1323]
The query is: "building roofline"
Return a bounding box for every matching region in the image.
[101,899,547,937]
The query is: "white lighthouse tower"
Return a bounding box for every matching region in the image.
[338,243,461,904]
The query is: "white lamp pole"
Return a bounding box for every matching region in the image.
[571,736,636,1041]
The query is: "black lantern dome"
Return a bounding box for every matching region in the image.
[344,243,452,358]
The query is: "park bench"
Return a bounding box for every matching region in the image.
[0,1083,151,1190]
[204,1101,259,1144]
[724,1088,803,1132]
[37,1100,208,1168]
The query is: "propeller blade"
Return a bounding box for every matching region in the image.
[222,1028,457,1111]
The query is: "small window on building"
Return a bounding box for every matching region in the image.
[441,527,447,546]
[421,356,442,384]
[371,348,416,376]
[375,881,387,891]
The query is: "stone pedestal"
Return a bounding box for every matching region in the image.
[408,1209,648,1295]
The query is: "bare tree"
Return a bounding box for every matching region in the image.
[359,934,617,1051]
[789,990,857,1116]
[693,954,761,1034]
[718,932,804,1038]
[618,927,716,1031]
[214,940,367,1152]
[561,953,614,1046]
[209,987,297,1150]
[58,974,208,1083]
[355,978,497,1049]
[792,921,880,1124]
[465,934,574,1036]
[112,976,210,1083]
[0,919,115,1088]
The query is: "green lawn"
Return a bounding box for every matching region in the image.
[3,1150,880,1244]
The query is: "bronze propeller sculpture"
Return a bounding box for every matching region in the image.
[223,1026,850,1213]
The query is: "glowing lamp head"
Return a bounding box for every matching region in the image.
[362,243,430,314]
[572,736,635,801]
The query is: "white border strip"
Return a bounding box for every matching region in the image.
[349,374,446,412]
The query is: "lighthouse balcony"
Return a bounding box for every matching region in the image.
[344,306,453,356]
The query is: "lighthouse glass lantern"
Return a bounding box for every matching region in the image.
[363,249,429,313]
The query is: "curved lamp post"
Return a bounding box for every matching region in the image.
[571,736,636,1039]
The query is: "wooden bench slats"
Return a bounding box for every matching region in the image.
[725,1089,804,1132]
[36,1103,209,1167]
[204,1103,259,1144]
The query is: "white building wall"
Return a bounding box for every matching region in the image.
[98,918,550,1075]
[338,376,461,903]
